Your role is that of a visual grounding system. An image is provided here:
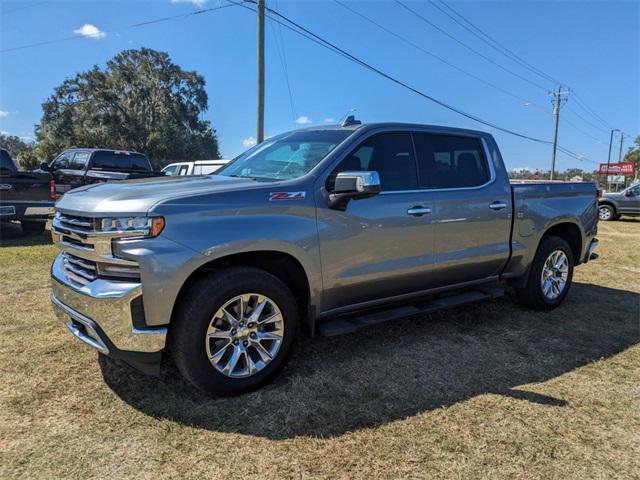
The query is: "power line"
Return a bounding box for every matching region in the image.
[565,105,611,134]
[392,0,549,92]
[430,1,621,141]
[3,1,48,14]
[430,0,560,87]
[271,0,297,124]
[333,0,548,112]
[0,3,238,53]
[231,0,596,164]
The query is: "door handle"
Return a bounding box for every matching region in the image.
[489,201,507,210]
[407,206,431,216]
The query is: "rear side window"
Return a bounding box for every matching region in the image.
[91,151,151,171]
[333,133,418,191]
[131,154,152,171]
[414,134,490,189]
[178,165,189,175]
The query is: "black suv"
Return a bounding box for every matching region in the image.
[40,148,162,195]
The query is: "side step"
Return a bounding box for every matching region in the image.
[318,285,504,336]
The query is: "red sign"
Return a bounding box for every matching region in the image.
[599,163,635,175]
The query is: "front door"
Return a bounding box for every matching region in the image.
[618,184,640,215]
[51,150,89,194]
[316,132,436,313]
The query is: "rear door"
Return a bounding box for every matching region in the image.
[317,131,437,312]
[51,150,90,194]
[413,132,512,286]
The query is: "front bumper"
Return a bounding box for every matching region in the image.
[51,254,167,374]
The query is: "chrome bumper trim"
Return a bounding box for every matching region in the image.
[51,293,110,354]
[51,253,167,353]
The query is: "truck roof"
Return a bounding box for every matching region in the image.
[298,122,492,138]
[62,148,146,156]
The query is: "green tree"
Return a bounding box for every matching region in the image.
[0,133,40,170]
[35,48,220,167]
[622,135,640,179]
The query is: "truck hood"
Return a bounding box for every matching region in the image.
[602,192,622,199]
[55,175,260,215]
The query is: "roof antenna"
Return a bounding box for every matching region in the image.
[340,108,361,127]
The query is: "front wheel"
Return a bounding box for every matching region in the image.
[170,267,298,396]
[515,235,574,310]
[598,204,617,221]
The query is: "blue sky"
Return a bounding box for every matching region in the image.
[1,0,638,171]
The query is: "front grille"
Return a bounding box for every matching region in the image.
[57,213,97,233]
[61,252,98,285]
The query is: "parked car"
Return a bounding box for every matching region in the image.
[161,159,229,176]
[39,148,164,196]
[598,183,640,220]
[49,120,599,395]
[0,148,55,234]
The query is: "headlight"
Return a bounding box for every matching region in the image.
[98,216,165,238]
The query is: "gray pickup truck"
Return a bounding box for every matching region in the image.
[50,120,599,395]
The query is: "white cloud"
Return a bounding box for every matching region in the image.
[242,136,257,148]
[0,111,8,117]
[171,0,208,5]
[323,117,335,123]
[73,24,106,39]
[295,115,312,125]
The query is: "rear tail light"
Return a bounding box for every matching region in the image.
[49,180,56,200]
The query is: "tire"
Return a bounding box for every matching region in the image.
[20,220,46,235]
[598,204,616,221]
[515,235,574,310]
[170,267,298,396]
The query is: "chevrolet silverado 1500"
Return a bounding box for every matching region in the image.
[50,120,599,395]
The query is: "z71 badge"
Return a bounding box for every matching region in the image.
[269,191,306,201]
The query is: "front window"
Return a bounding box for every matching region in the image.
[217,130,351,182]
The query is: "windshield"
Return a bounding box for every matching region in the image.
[217,130,351,181]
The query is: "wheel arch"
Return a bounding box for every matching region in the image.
[541,221,583,263]
[598,200,618,214]
[170,249,314,335]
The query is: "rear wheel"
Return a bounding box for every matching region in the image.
[170,267,298,396]
[598,204,616,221]
[515,235,574,310]
[20,220,46,235]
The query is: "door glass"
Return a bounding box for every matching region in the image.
[92,151,132,170]
[51,151,73,170]
[69,152,89,170]
[331,133,418,191]
[163,165,178,176]
[414,133,489,188]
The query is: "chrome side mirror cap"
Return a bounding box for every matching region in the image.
[329,171,381,210]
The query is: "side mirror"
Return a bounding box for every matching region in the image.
[329,171,381,210]
[624,190,633,197]
[40,162,50,171]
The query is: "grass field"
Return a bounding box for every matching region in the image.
[1,219,639,479]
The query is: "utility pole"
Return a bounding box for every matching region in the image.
[256,0,265,144]
[605,128,620,191]
[549,85,569,180]
[618,133,625,162]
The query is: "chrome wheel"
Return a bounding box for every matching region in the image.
[205,293,284,378]
[540,250,569,300]
[599,206,613,221]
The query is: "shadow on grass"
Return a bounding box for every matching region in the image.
[100,282,639,439]
[0,221,51,247]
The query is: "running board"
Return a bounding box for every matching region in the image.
[318,285,505,337]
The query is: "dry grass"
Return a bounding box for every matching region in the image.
[1,219,639,479]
